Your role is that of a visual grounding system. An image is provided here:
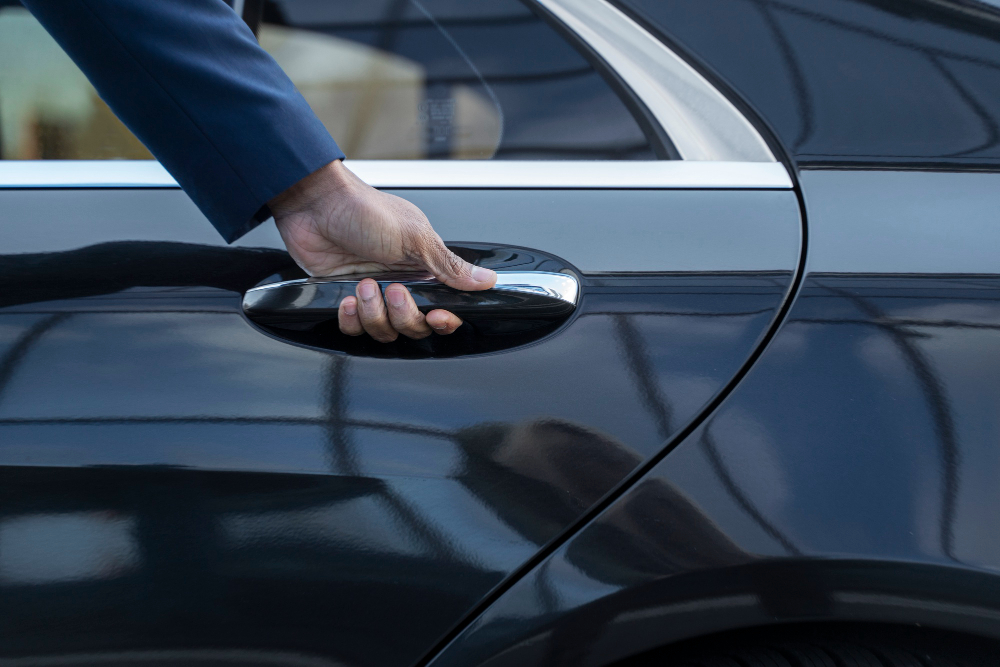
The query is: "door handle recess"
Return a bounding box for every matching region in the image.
[243,271,580,331]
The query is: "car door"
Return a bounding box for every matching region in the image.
[0,1,801,666]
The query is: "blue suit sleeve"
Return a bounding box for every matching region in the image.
[21,0,345,242]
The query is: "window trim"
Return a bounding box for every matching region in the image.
[0,0,787,185]
[523,0,679,160]
[0,160,791,189]
[533,0,776,162]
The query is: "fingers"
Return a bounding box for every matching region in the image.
[384,284,432,340]
[416,232,497,292]
[355,279,398,343]
[425,309,463,335]
[338,296,364,336]
[340,280,463,341]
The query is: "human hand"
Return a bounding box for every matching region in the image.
[269,160,497,342]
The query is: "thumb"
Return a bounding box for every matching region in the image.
[419,233,497,291]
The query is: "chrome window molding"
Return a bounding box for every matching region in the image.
[534,0,776,163]
[0,161,179,188]
[0,160,791,189]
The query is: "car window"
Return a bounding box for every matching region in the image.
[618,0,1000,167]
[0,0,658,161]
[0,2,151,160]
[260,0,658,159]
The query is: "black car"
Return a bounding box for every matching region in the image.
[2,0,1000,665]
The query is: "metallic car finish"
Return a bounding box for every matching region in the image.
[616,0,1000,169]
[428,271,1000,667]
[0,649,344,667]
[0,188,801,273]
[534,0,776,162]
[0,270,796,666]
[243,271,581,331]
[425,169,1000,666]
[0,177,801,667]
[0,160,793,189]
[9,1,1000,664]
[800,170,1000,274]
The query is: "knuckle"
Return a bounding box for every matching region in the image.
[389,315,413,332]
[339,316,362,334]
[388,307,429,338]
[404,309,426,328]
[397,319,426,337]
[442,251,467,278]
[364,318,397,342]
[359,302,385,323]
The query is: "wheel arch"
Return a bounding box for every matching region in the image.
[440,557,1000,667]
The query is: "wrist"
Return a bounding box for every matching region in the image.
[269,159,354,220]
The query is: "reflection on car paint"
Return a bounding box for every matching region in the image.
[428,273,1000,667]
[0,242,791,666]
[0,511,139,585]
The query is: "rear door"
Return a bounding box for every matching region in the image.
[0,1,800,665]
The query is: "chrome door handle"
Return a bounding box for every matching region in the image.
[243,271,580,331]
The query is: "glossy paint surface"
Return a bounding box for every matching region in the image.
[431,272,1000,666]
[0,188,799,665]
[0,188,799,273]
[618,0,1000,168]
[799,170,1000,274]
[429,170,1000,666]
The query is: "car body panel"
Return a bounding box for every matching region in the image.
[0,185,797,273]
[0,186,801,666]
[799,170,1000,274]
[426,169,1000,666]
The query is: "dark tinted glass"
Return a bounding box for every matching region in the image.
[618,0,1000,168]
[262,0,658,159]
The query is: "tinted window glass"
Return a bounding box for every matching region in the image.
[260,0,657,159]
[619,0,1000,168]
[0,0,657,161]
